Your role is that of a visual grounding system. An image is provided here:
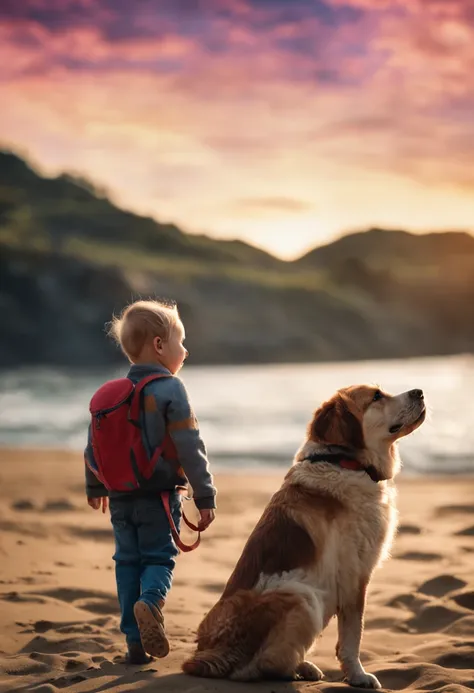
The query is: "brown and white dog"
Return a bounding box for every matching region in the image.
[183,385,426,687]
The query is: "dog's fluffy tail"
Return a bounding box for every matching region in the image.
[182,648,234,679]
[183,589,315,680]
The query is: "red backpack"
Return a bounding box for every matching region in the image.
[86,374,200,551]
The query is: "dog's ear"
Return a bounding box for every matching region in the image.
[309,396,365,449]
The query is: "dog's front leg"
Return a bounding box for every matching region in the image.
[336,584,381,689]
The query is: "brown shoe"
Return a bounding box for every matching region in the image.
[133,601,170,658]
[126,641,153,665]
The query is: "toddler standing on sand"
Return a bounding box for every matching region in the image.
[84,300,216,664]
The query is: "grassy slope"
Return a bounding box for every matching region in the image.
[1,149,473,367]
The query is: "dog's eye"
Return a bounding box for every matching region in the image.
[373,390,384,402]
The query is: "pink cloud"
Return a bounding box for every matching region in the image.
[0,0,472,255]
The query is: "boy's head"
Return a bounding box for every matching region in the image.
[109,299,188,374]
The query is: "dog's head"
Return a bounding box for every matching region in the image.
[308,385,426,480]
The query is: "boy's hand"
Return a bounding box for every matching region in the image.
[88,497,108,513]
[197,508,215,531]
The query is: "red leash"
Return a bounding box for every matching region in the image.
[161,491,201,552]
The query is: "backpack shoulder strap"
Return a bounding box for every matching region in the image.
[129,373,172,422]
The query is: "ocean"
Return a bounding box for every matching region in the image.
[1,355,473,475]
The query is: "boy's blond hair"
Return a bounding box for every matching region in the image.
[108,299,180,362]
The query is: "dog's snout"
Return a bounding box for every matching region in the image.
[409,389,424,400]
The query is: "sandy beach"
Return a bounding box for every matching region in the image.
[0,447,473,693]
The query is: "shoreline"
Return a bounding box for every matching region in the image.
[1,352,473,373]
[2,446,474,479]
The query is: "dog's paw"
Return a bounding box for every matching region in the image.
[346,672,382,689]
[295,661,324,681]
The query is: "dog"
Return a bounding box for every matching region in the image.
[182,385,426,687]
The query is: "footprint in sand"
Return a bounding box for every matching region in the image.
[42,499,76,513]
[64,659,84,671]
[4,587,120,623]
[27,652,61,666]
[49,673,88,688]
[418,575,468,598]
[372,664,423,690]
[451,590,474,611]
[11,499,36,511]
[22,633,116,655]
[435,646,474,670]
[387,593,431,612]
[396,551,442,561]
[379,650,474,692]
[36,588,119,616]
[202,582,226,594]
[406,603,467,633]
[411,639,474,668]
[436,504,474,517]
[398,524,423,535]
[56,619,116,635]
[33,621,54,633]
[36,588,84,601]
[0,654,52,677]
[67,526,113,542]
[444,615,474,636]
[1,591,48,604]
[0,520,47,538]
[394,576,474,634]
[74,597,120,614]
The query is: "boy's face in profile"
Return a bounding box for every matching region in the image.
[154,321,188,374]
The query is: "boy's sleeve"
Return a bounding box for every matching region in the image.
[165,378,216,510]
[84,424,108,498]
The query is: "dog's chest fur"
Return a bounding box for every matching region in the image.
[250,467,397,623]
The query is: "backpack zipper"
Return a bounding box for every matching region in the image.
[94,395,132,430]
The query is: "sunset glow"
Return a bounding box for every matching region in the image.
[1,0,473,258]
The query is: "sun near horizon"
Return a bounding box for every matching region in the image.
[1,0,473,259]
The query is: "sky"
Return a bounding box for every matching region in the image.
[1,0,473,259]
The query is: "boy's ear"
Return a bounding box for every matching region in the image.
[153,336,163,353]
[309,396,365,450]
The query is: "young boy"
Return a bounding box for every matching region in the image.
[84,300,216,664]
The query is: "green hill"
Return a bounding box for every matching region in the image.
[297,227,474,280]
[1,150,473,367]
[0,150,279,268]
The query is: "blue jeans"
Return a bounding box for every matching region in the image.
[109,492,181,645]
